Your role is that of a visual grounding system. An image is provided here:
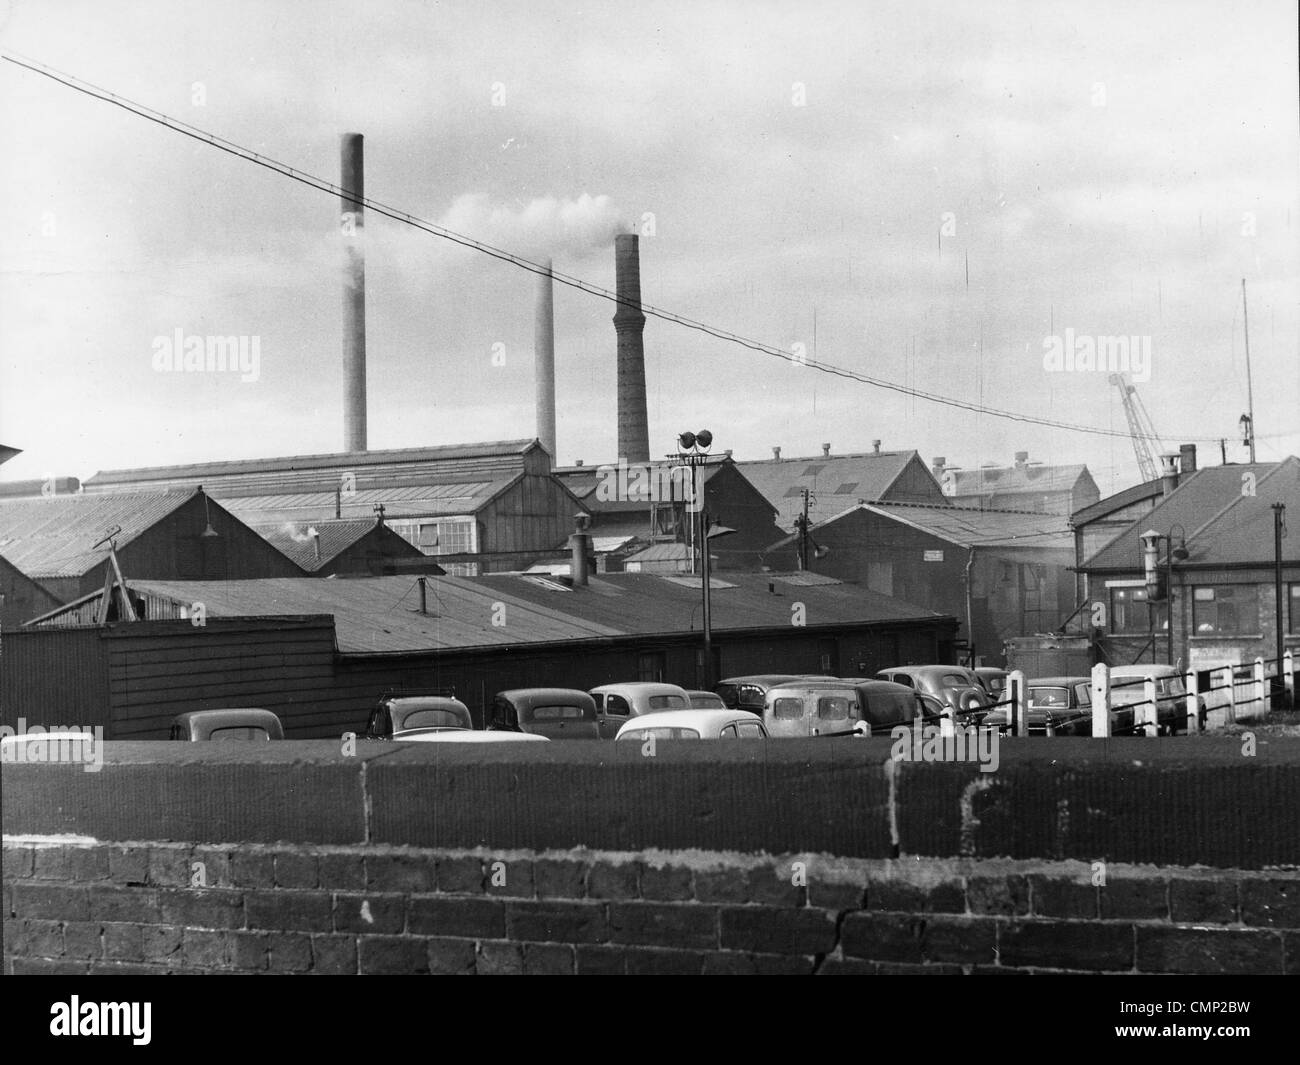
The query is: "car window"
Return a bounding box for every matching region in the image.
[864,691,914,724]
[888,674,913,688]
[649,695,687,710]
[209,726,272,741]
[591,693,604,710]
[1075,684,1091,705]
[736,721,766,738]
[772,697,804,720]
[941,673,970,687]
[617,727,701,741]
[1028,687,1068,708]
[719,724,739,739]
[737,685,766,710]
[690,694,724,708]
[606,695,630,715]
[399,708,466,730]
[528,704,587,720]
[817,696,851,720]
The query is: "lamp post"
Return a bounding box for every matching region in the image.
[1140,528,1188,665]
[674,430,733,688]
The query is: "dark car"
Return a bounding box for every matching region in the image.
[170,708,284,741]
[981,676,1122,736]
[973,668,1009,701]
[363,691,473,740]
[876,666,991,715]
[837,679,937,734]
[488,688,601,740]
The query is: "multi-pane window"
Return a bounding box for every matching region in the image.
[1192,585,1261,636]
[1109,586,1168,634]
[1289,585,1300,635]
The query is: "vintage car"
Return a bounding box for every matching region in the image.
[589,682,692,739]
[685,690,726,709]
[875,665,992,715]
[1109,665,1207,735]
[169,708,284,741]
[362,691,473,740]
[981,676,1116,737]
[973,668,1010,701]
[614,709,768,741]
[487,688,601,740]
[715,674,810,713]
[763,679,929,738]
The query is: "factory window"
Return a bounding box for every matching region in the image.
[1192,585,1260,636]
[1110,586,1167,634]
[637,652,666,682]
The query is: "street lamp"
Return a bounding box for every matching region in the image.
[674,430,732,687]
[1140,527,1188,665]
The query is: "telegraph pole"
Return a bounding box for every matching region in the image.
[1243,279,1257,463]
[798,488,810,570]
[1274,503,1286,703]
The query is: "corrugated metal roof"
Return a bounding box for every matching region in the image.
[735,451,928,530]
[106,571,949,655]
[1070,477,1164,525]
[223,479,511,520]
[770,501,1073,551]
[1083,458,1300,571]
[254,518,414,572]
[0,490,195,578]
[944,463,1092,497]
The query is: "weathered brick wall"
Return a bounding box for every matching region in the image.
[4,739,1300,974]
[6,842,1298,974]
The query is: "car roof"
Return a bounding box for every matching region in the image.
[615,709,763,733]
[716,674,804,686]
[497,688,597,705]
[685,690,723,698]
[396,730,549,743]
[589,682,689,696]
[1110,664,1179,677]
[172,708,279,724]
[766,681,860,695]
[384,695,467,707]
[879,665,966,676]
[974,667,1009,675]
[1028,676,1091,686]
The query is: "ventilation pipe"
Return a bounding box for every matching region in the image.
[569,514,593,587]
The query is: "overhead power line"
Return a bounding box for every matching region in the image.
[3,51,1236,445]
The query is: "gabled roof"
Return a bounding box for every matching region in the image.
[254,518,422,573]
[0,444,22,466]
[943,463,1093,497]
[771,500,1073,552]
[553,458,736,514]
[64,573,951,655]
[222,477,520,523]
[84,440,542,495]
[735,449,938,529]
[1082,458,1300,571]
[1070,477,1165,526]
[0,490,198,578]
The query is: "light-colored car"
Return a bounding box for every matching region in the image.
[395,730,549,744]
[590,682,692,739]
[1109,664,1206,735]
[170,709,284,741]
[685,690,726,709]
[763,682,865,738]
[615,709,768,741]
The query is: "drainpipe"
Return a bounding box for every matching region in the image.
[965,546,977,667]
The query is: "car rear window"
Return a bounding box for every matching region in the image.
[209,727,272,741]
[399,709,466,730]
[1028,687,1069,708]
[817,696,851,720]
[527,705,588,721]
[941,674,970,687]
[648,695,687,710]
[690,694,724,708]
[617,727,701,741]
[736,721,766,738]
[772,697,804,720]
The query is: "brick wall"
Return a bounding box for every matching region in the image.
[4,739,1300,974]
[6,843,1297,975]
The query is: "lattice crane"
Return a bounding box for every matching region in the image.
[1109,372,1165,483]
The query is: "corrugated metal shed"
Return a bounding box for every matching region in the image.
[769,501,1073,552]
[48,572,947,656]
[229,479,512,523]
[0,490,195,578]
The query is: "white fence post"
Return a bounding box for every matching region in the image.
[1224,666,1238,725]
[1142,676,1159,737]
[1254,657,1267,717]
[1091,663,1111,738]
[1009,669,1028,737]
[1285,649,1295,704]
[1184,670,1200,734]
[940,704,955,739]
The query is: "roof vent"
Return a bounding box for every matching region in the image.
[772,446,782,461]
[821,443,831,457]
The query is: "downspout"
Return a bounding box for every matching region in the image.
[964,546,976,667]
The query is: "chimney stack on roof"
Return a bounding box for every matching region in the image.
[772,446,782,461]
[1014,451,1030,468]
[569,514,593,588]
[613,234,650,464]
[534,258,557,468]
[340,133,367,452]
[1179,443,1198,475]
[872,440,882,454]
[931,456,947,478]
[821,443,831,457]
[1160,453,1182,497]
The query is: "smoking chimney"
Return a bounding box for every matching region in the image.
[341,133,367,452]
[613,234,650,463]
[535,259,557,467]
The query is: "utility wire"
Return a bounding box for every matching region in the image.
[1,51,1243,445]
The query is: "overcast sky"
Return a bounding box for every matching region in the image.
[1,0,1296,494]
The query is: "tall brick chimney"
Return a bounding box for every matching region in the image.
[613,234,650,463]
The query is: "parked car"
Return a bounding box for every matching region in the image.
[169,709,284,741]
[875,666,992,715]
[1109,665,1207,735]
[973,668,1010,702]
[615,709,768,741]
[832,679,936,734]
[715,674,808,713]
[981,676,1122,737]
[363,691,473,740]
[395,730,549,744]
[685,690,726,709]
[487,688,601,739]
[589,682,692,739]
